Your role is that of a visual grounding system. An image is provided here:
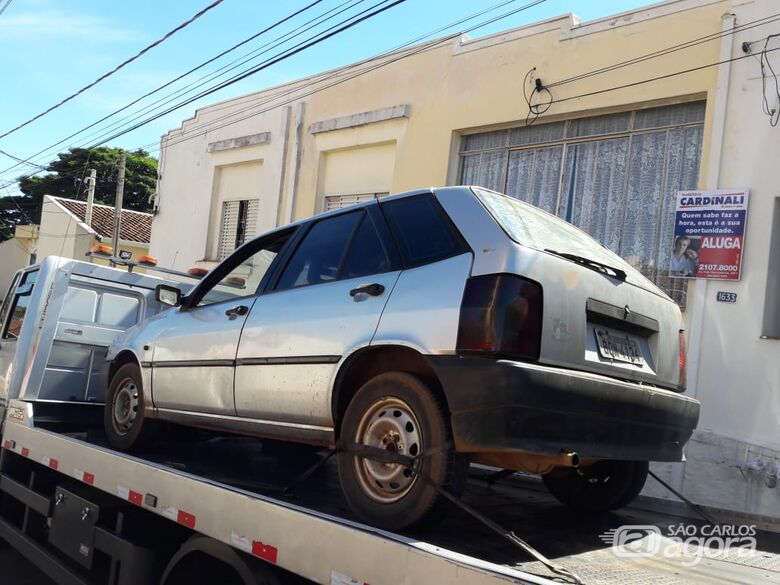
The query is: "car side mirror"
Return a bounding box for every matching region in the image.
[155,284,182,307]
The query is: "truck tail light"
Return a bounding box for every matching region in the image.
[678,330,687,391]
[457,274,543,361]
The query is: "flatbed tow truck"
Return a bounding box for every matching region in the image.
[3,400,780,585]
[0,259,779,585]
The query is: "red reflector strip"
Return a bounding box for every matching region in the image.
[117,485,143,506]
[75,469,95,485]
[251,541,278,564]
[2,440,11,450]
[41,457,59,470]
[21,447,29,457]
[176,510,196,528]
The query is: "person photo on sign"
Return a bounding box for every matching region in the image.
[684,247,700,276]
[670,236,700,277]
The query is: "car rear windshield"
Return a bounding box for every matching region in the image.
[472,187,644,280]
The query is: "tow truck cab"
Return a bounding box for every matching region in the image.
[0,256,186,426]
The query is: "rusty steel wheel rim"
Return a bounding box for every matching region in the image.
[352,396,423,504]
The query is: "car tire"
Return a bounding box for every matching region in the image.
[542,459,648,512]
[337,372,467,530]
[104,363,157,451]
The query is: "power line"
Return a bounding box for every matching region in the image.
[0,148,47,171]
[3,0,773,185]
[757,34,780,126]
[0,0,227,141]
[136,0,548,154]
[0,0,374,181]
[0,0,14,18]
[76,0,371,150]
[546,12,780,89]
[0,0,330,180]
[153,38,457,152]
[116,1,780,154]
[89,0,408,148]
[0,0,402,192]
[0,0,542,189]
[550,43,780,106]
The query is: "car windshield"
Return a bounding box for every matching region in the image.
[473,187,647,282]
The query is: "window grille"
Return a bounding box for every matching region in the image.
[218,199,258,260]
[324,192,389,211]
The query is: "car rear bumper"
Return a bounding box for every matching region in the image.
[429,356,700,462]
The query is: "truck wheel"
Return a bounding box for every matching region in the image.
[542,459,648,512]
[337,372,467,530]
[104,363,157,451]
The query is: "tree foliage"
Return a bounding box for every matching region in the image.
[0,147,157,241]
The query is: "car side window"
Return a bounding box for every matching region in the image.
[196,231,292,307]
[3,270,38,339]
[275,212,361,291]
[0,272,21,337]
[381,195,464,266]
[342,214,390,279]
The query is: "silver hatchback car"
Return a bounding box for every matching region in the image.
[103,186,699,529]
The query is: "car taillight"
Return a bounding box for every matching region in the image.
[678,330,687,391]
[457,274,543,361]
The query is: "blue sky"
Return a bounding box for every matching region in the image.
[0,0,652,194]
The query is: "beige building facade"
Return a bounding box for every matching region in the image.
[151,0,780,524]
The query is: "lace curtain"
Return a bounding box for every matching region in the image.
[459,102,705,305]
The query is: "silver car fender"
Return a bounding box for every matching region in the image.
[106,308,174,409]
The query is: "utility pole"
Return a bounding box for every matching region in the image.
[84,168,96,227]
[111,154,126,263]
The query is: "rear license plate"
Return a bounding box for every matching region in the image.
[594,329,644,365]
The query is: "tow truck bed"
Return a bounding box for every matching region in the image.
[2,400,779,585]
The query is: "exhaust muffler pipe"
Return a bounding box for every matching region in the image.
[473,449,580,475]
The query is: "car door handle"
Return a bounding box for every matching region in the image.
[225,305,249,319]
[349,283,385,297]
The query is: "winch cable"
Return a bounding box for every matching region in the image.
[325,441,585,585]
[648,469,718,525]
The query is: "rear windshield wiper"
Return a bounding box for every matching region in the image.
[544,249,627,281]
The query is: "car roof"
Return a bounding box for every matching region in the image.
[258,186,475,238]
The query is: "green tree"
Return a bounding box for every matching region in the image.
[0,147,157,241]
[0,195,38,241]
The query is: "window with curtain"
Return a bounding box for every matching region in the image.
[459,101,705,306]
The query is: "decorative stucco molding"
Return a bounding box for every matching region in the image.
[309,105,410,134]
[207,132,271,153]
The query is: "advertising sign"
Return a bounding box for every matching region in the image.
[670,189,749,280]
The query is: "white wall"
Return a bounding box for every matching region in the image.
[36,198,94,261]
[150,103,289,271]
[0,238,32,294]
[642,0,780,523]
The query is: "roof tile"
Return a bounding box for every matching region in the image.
[53,197,151,244]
